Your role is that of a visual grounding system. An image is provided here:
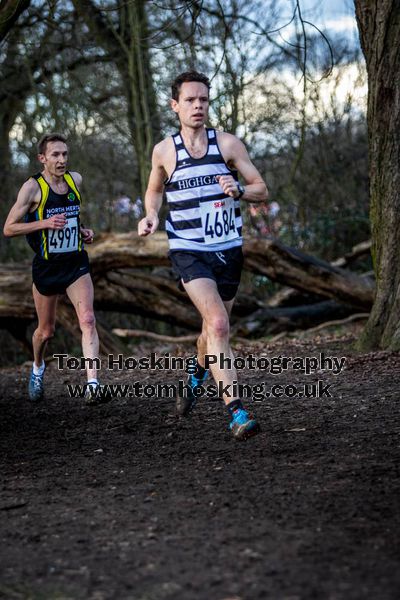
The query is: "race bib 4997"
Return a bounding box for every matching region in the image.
[48,216,79,253]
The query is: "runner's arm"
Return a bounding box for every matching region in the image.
[70,171,87,232]
[70,172,94,243]
[138,145,166,236]
[218,133,268,203]
[3,179,67,237]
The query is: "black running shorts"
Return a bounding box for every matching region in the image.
[32,250,90,296]
[168,246,244,301]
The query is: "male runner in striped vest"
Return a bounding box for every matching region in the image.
[4,133,102,402]
[138,71,268,440]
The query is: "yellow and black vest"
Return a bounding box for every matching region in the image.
[26,172,83,260]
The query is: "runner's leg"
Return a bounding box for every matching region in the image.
[66,274,99,381]
[183,278,238,405]
[197,297,234,366]
[32,284,58,366]
[196,320,208,366]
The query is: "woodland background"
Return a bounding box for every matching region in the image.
[0,0,374,365]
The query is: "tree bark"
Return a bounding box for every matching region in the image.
[0,28,26,212]
[0,98,21,205]
[122,0,159,196]
[354,1,400,349]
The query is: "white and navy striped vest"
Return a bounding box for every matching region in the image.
[165,128,243,251]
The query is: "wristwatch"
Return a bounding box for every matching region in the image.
[236,183,245,198]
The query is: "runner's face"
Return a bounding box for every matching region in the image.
[38,141,68,178]
[171,81,209,128]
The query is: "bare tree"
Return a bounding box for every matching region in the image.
[71,0,160,198]
[0,3,111,210]
[355,1,400,350]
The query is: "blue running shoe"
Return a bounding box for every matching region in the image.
[176,372,208,416]
[28,367,45,402]
[229,408,260,440]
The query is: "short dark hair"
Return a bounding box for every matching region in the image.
[171,71,211,101]
[38,133,67,155]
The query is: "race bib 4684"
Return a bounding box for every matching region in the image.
[200,197,239,244]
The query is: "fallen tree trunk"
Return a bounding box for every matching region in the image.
[115,301,363,341]
[267,240,373,308]
[232,300,358,337]
[87,233,375,309]
[331,239,372,268]
[95,269,201,329]
[0,263,261,346]
[0,265,124,355]
[244,238,374,309]
[89,232,170,275]
[0,267,365,344]
[0,233,374,349]
[113,329,198,343]
[0,265,35,319]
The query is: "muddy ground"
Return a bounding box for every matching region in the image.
[1,332,400,600]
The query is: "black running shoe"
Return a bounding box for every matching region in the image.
[176,372,208,416]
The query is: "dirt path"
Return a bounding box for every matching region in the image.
[1,336,400,600]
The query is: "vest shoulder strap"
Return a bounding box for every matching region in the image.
[31,173,49,216]
[64,171,82,202]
